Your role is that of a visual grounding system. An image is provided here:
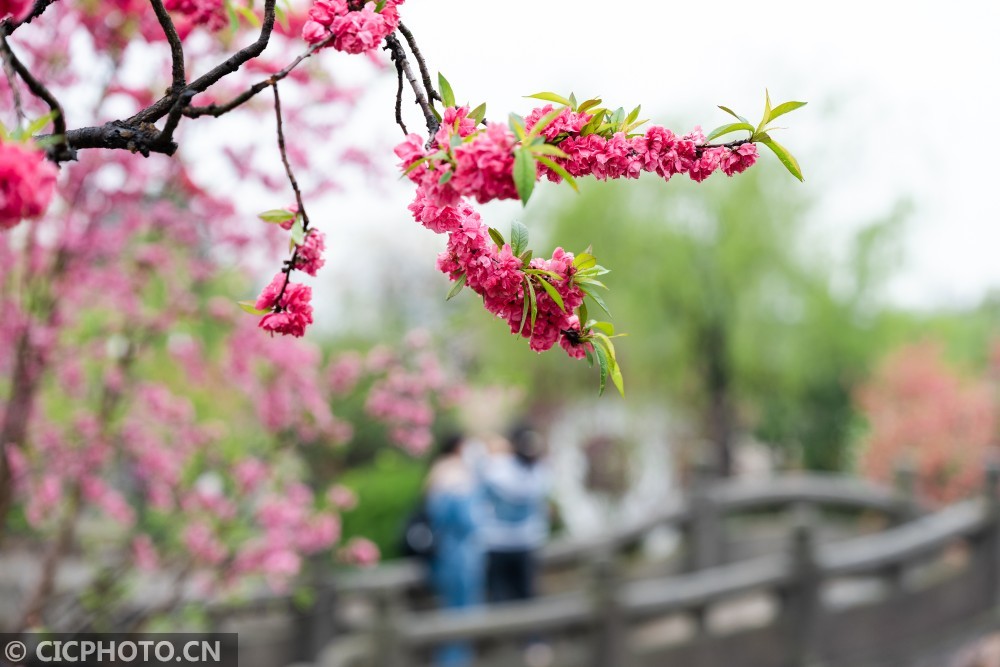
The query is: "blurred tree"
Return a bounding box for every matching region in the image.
[461,166,906,475]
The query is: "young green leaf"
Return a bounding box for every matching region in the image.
[536,277,566,311]
[573,252,597,271]
[767,100,807,123]
[438,73,456,108]
[438,169,454,185]
[625,105,641,126]
[470,102,487,124]
[584,288,612,317]
[258,209,296,224]
[525,92,572,107]
[705,122,755,142]
[758,134,804,182]
[568,92,578,110]
[525,278,539,329]
[488,227,506,249]
[594,344,609,396]
[238,300,271,316]
[290,216,306,246]
[508,113,526,141]
[530,143,569,159]
[512,147,536,205]
[236,5,261,26]
[592,321,614,336]
[577,98,603,114]
[757,89,773,134]
[446,273,467,300]
[511,220,529,256]
[520,249,533,264]
[717,105,750,125]
[534,155,578,192]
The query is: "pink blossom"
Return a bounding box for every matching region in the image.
[327,484,358,510]
[255,273,314,337]
[0,139,58,230]
[294,229,326,276]
[340,536,380,567]
[721,143,759,176]
[132,535,160,572]
[1,0,31,22]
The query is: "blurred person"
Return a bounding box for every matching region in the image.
[477,424,552,604]
[424,432,485,667]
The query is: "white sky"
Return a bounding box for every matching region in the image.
[194,0,1000,322]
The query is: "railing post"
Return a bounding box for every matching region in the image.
[589,550,625,667]
[687,458,723,571]
[371,589,403,667]
[983,460,1000,607]
[782,518,820,667]
[893,461,919,525]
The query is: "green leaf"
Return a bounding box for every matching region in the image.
[520,277,531,334]
[579,300,589,326]
[488,227,506,249]
[625,105,641,126]
[530,143,569,159]
[525,92,572,107]
[520,249,533,264]
[21,111,58,138]
[512,147,536,205]
[526,107,565,142]
[438,73,456,108]
[767,100,807,123]
[470,102,487,124]
[508,113,526,141]
[238,300,271,316]
[592,321,614,336]
[525,278,538,329]
[576,276,608,290]
[290,216,306,246]
[225,0,239,33]
[594,344,609,396]
[438,169,454,185]
[705,122,755,142]
[568,92,578,110]
[511,220,529,256]
[573,252,597,270]
[258,209,295,224]
[717,105,750,125]
[401,155,431,177]
[580,113,605,137]
[374,0,386,10]
[446,273,467,300]
[534,155,578,192]
[758,134,804,182]
[757,89,773,134]
[577,98,602,114]
[585,289,612,317]
[536,277,566,311]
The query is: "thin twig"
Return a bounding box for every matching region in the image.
[184,34,333,118]
[0,0,61,36]
[397,22,439,103]
[0,27,69,159]
[0,38,25,124]
[148,0,186,92]
[392,55,407,134]
[695,138,752,156]
[271,82,309,309]
[383,33,437,136]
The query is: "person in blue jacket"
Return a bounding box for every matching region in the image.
[424,432,485,666]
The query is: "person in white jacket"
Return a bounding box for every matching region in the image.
[475,424,551,603]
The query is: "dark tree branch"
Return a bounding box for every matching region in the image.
[148,0,186,92]
[392,54,407,134]
[397,22,439,103]
[184,34,334,119]
[0,27,70,160]
[1,0,61,35]
[695,138,752,156]
[0,36,25,123]
[61,122,176,158]
[271,82,310,309]
[383,33,437,137]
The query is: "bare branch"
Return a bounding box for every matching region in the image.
[0,27,70,160]
[392,54,407,134]
[1,0,61,36]
[148,0,186,92]
[384,33,438,136]
[184,34,334,119]
[397,22,440,103]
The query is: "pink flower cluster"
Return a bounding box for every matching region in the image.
[163,0,226,32]
[0,139,58,230]
[302,0,403,54]
[255,272,314,337]
[397,105,759,209]
[294,229,326,276]
[339,536,380,567]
